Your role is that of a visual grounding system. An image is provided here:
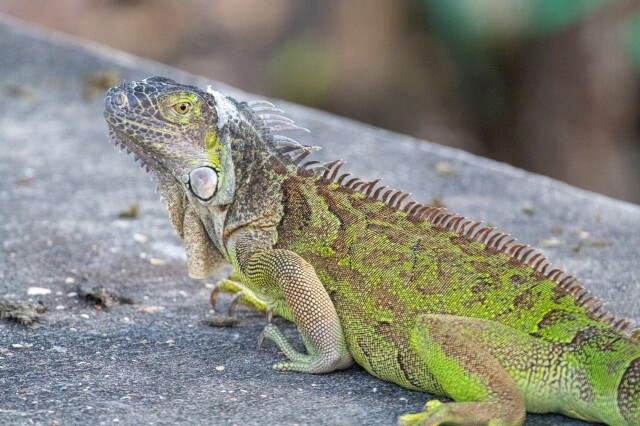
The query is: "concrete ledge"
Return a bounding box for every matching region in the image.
[1,16,638,425]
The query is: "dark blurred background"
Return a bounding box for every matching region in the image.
[2,0,639,203]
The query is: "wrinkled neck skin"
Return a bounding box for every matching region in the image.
[184,99,291,267]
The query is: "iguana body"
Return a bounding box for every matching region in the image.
[104,77,640,425]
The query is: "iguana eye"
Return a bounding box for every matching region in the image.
[188,167,218,201]
[173,101,192,115]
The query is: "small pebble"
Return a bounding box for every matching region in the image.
[27,287,51,296]
[433,161,456,176]
[540,238,563,248]
[133,233,148,244]
[140,306,165,314]
[11,343,33,350]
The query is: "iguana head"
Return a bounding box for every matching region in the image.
[103,76,239,206]
[103,76,312,277]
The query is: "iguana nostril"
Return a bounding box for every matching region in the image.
[114,92,127,107]
[188,167,218,201]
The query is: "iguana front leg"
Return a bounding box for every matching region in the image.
[242,248,354,374]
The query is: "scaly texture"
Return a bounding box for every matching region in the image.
[104,77,640,426]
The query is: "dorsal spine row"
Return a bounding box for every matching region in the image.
[248,100,639,342]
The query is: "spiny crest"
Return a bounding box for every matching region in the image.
[245,100,322,166]
[244,99,638,342]
[313,159,639,342]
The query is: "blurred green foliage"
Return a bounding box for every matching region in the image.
[627,10,640,69]
[422,0,604,48]
[269,34,335,107]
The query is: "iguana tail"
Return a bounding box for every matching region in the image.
[570,331,640,425]
[564,327,640,425]
[618,357,640,426]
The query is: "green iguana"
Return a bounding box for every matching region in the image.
[103,77,640,426]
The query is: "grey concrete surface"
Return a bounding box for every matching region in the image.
[1,15,638,426]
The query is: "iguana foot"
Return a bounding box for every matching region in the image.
[259,323,353,373]
[398,400,448,426]
[398,400,514,426]
[210,278,268,315]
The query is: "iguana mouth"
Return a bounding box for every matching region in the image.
[106,129,153,177]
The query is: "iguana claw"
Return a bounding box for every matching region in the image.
[228,291,245,317]
[257,328,267,350]
[210,286,220,310]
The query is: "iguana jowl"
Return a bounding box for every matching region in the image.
[103,77,640,426]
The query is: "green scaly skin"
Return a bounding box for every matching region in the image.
[104,77,640,426]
